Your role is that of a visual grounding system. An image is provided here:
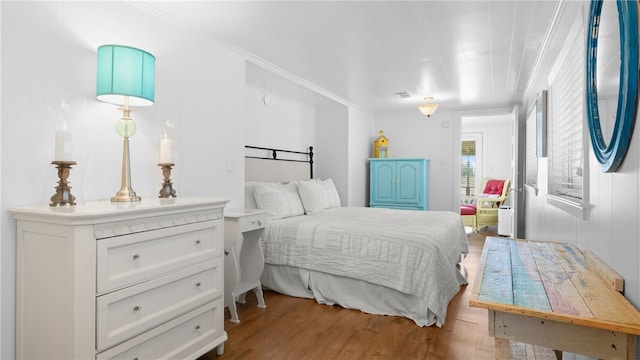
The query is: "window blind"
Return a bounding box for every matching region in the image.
[525,108,538,187]
[460,140,477,202]
[548,23,584,202]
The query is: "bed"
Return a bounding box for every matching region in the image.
[244,145,469,327]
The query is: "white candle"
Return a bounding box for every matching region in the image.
[55,130,73,161]
[160,138,174,163]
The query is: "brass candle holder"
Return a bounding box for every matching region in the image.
[158,163,177,198]
[50,161,77,206]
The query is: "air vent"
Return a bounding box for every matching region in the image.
[395,91,411,99]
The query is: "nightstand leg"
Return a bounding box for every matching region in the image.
[227,292,240,323]
[237,292,247,304]
[254,284,266,308]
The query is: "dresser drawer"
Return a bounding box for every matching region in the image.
[96,259,222,351]
[237,213,266,232]
[97,299,226,360]
[97,220,222,294]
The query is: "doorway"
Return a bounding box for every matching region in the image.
[459,112,515,234]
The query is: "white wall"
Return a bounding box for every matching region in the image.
[347,106,375,206]
[244,60,376,208]
[315,104,349,203]
[244,86,317,152]
[241,89,374,208]
[375,109,457,211]
[1,2,247,358]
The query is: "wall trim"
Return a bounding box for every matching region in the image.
[523,0,567,100]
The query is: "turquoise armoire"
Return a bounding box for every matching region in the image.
[369,158,429,210]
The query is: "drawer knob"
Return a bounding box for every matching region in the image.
[195,239,201,246]
[195,282,201,288]
[194,325,201,332]
[257,220,263,226]
[132,305,141,313]
[132,254,140,262]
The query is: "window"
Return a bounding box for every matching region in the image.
[460,133,482,204]
[547,15,585,215]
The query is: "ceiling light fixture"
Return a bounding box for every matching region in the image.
[418,97,438,118]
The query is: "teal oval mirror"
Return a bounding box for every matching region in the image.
[586,0,638,172]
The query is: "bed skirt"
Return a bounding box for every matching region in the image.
[261,262,467,327]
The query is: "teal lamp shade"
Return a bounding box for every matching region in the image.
[96,45,155,107]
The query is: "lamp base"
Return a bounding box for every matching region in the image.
[111,136,141,203]
[111,191,141,202]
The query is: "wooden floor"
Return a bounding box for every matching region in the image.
[200,230,497,360]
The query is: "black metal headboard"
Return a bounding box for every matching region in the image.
[245,145,314,179]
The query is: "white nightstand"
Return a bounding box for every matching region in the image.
[224,209,267,323]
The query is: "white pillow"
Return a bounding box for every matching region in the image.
[319,178,341,209]
[253,182,305,219]
[297,180,325,215]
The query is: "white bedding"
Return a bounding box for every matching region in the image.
[261,206,469,326]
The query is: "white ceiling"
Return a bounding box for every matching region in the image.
[140,1,571,113]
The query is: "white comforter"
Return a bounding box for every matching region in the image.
[261,207,469,324]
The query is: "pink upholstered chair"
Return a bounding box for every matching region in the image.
[460,204,477,229]
[460,178,510,232]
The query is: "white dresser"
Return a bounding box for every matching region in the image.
[11,197,229,360]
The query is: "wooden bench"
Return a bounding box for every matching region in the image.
[469,237,640,359]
